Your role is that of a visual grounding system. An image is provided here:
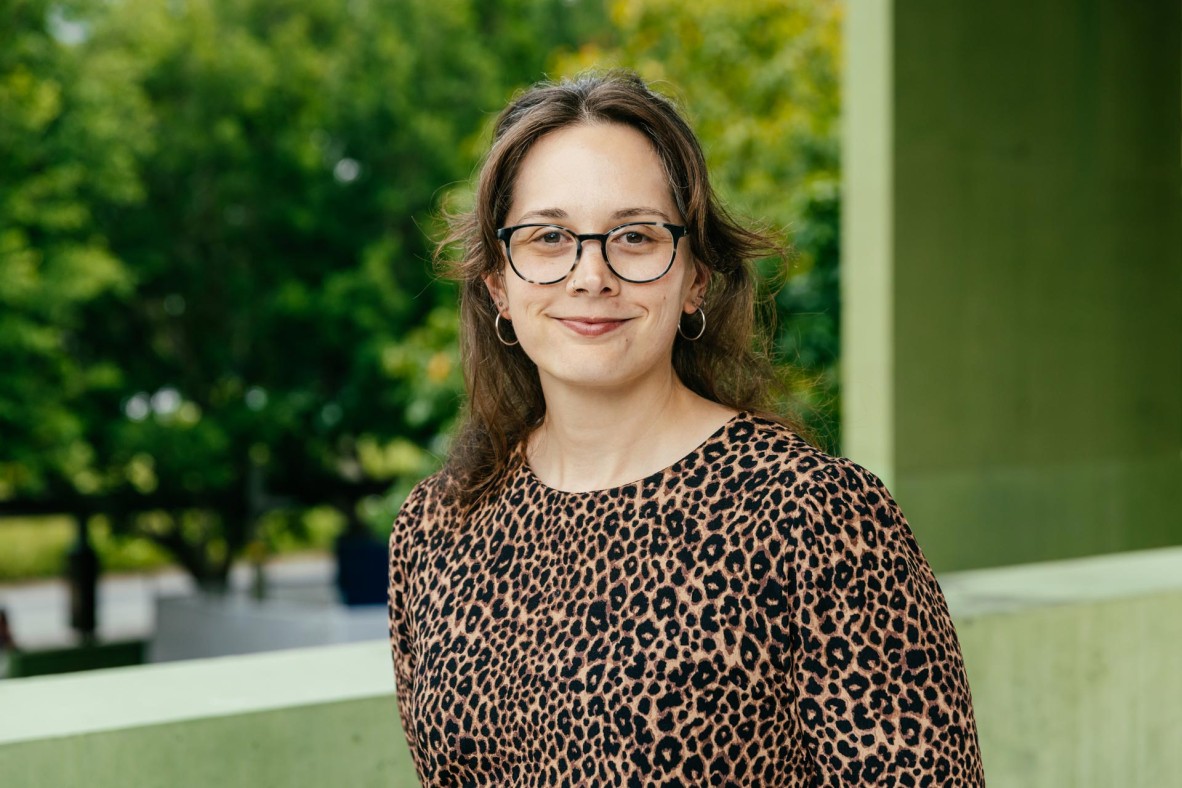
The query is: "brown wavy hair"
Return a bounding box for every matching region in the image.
[438,70,799,508]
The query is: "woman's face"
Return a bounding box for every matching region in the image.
[485,122,706,396]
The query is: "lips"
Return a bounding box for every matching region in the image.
[555,316,631,337]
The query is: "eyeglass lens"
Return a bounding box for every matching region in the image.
[506,224,677,284]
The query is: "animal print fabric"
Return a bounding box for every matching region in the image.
[388,413,984,786]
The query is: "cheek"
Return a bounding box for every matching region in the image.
[498,276,528,311]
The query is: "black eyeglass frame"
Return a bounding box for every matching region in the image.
[495,221,690,285]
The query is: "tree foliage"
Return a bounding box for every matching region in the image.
[1,0,607,588]
[1,0,141,496]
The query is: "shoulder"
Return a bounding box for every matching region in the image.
[724,413,908,543]
[722,412,887,492]
[390,469,452,545]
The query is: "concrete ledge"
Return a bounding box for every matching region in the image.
[943,546,1182,788]
[0,640,395,744]
[0,549,1179,787]
[942,544,1182,616]
[0,641,418,788]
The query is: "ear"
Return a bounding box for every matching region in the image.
[483,272,510,318]
[683,259,710,313]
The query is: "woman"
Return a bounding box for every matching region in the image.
[389,71,984,786]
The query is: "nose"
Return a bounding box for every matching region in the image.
[567,238,619,295]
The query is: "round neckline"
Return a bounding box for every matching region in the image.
[518,410,749,496]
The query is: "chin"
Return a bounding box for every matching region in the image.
[545,364,630,390]
[523,334,674,392]
[538,354,664,393]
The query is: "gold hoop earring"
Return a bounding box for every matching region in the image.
[678,307,706,341]
[495,314,519,346]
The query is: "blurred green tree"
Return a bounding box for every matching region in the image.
[0,0,149,503]
[553,0,843,448]
[1,0,607,590]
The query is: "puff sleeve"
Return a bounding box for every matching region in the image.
[784,457,985,785]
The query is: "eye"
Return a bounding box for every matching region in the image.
[610,224,663,249]
[521,228,570,246]
[513,227,574,260]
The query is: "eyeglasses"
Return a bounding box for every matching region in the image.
[495,222,689,285]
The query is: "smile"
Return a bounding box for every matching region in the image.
[555,317,631,337]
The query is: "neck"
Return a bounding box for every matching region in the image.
[528,368,735,492]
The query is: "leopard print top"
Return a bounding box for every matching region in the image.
[388,413,984,786]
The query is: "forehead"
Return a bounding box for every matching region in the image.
[507,122,677,222]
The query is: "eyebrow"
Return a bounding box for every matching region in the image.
[513,206,677,225]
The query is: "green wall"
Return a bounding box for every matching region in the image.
[844,0,1182,570]
[0,697,415,788]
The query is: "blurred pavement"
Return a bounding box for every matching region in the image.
[0,555,336,650]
